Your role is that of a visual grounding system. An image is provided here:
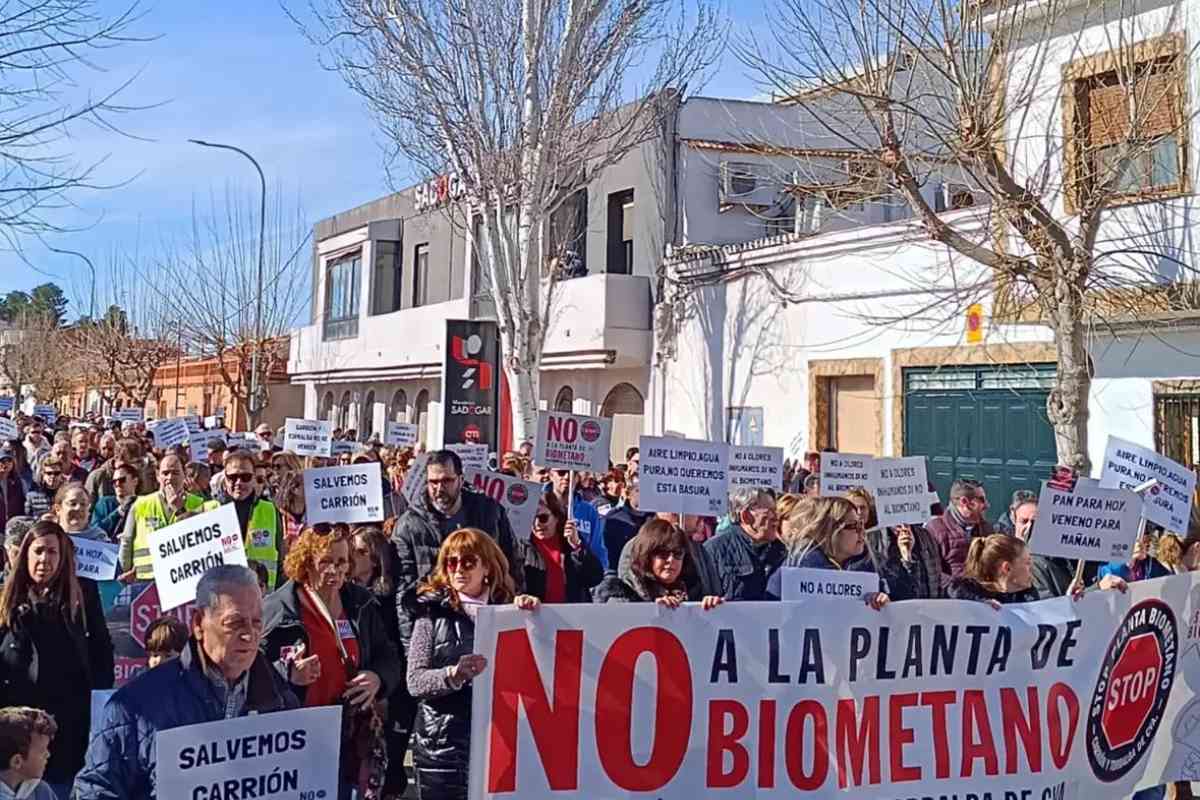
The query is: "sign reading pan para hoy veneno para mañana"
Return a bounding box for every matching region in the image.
[469,573,1200,800]
[304,463,384,526]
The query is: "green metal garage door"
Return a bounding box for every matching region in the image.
[903,364,1057,521]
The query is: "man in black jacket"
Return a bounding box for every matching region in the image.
[390,449,523,646]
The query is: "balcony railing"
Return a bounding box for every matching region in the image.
[322,316,359,341]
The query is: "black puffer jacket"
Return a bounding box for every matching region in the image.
[261,579,404,703]
[402,588,476,798]
[515,535,604,603]
[391,488,524,647]
[947,576,1040,605]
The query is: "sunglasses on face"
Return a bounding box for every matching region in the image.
[445,554,479,572]
[651,548,685,561]
[43,471,61,478]
[226,472,255,484]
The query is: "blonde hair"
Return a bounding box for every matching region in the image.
[1159,533,1183,570]
[843,487,878,529]
[418,528,514,608]
[781,496,857,556]
[964,534,1026,590]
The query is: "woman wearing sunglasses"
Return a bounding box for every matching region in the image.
[513,492,603,604]
[592,518,724,609]
[767,496,890,610]
[403,528,539,800]
[261,523,402,799]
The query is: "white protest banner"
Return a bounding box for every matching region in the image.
[638,435,729,516]
[0,417,15,440]
[534,411,613,472]
[728,445,785,490]
[819,452,872,496]
[112,408,144,424]
[0,396,12,413]
[1099,436,1196,533]
[867,456,930,527]
[330,440,359,457]
[32,403,56,424]
[304,463,384,525]
[402,453,430,508]
[227,432,263,452]
[151,418,190,450]
[73,538,119,581]
[466,469,542,540]
[384,420,419,448]
[1035,481,1142,562]
[284,418,333,458]
[148,503,248,611]
[203,414,224,429]
[157,705,342,800]
[470,573,1200,800]
[779,566,880,602]
[447,442,488,471]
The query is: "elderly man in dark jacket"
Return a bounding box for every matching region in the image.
[73,565,298,799]
[390,449,523,646]
[925,479,992,586]
[703,488,786,600]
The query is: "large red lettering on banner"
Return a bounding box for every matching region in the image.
[596,627,693,791]
[486,629,583,792]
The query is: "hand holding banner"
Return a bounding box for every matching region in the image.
[780,566,880,601]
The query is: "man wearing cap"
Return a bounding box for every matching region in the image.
[0,446,24,535]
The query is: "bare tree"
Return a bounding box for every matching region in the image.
[154,187,311,429]
[0,309,73,403]
[740,0,1198,471]
[291,0,722,442]
[0,1,147,251]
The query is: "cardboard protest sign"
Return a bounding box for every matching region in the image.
[819,452,872,496]
[534,411,613,472]
[401,453,430,508]
[0,417,15,440]
[466,469,542,540]
[470,574,1200,799]
[0,396,12,413]
[203,414,224,429]
[148,504,248,611]
[867,456,930,527]
[446,442,488,471]
[226,432,263,452]
[151,419,190,450]
[284,418,333,458]
[1035,481,1143,562]
[779,566,880,602]
[728,445,784,490]
[156,705,342,800]
[32,403,56,424]
[330,440,360,457]
[638,436,729,516]
[187,431,221,461]
[304,463,385,525]
[112,408,144,424]
[73,538,119,581]
[1099,436,1196,533]
[384,420,419,447]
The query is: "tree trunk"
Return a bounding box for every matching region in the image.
[1046,260,1092,474]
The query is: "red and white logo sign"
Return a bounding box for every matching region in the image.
[507,483,529,505]
[534,411,612,473]
[581,420,601,443]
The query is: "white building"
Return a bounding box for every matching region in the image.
[287,95,907,456]
[652,0,1200,508]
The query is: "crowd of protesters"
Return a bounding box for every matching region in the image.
[0,410,1189,799]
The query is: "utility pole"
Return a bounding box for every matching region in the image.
[188,139,266,427]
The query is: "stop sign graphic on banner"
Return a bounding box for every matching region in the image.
[129,583,193,649]
[1101,633,1162,749]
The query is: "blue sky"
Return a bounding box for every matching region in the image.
[0,1,766,312]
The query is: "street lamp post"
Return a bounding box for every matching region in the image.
[188,139,266,427]
[48,247,95,417]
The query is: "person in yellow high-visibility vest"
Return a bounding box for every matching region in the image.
[119,454,208,580]
[212,451,283,591]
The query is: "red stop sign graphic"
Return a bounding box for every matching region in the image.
[1101,632,1162,749]
[130,583,194,649]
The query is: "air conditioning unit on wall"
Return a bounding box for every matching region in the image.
[719,161,782,210]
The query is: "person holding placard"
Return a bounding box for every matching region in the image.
[925,479,992,586]
[404,529,541,800]
[845,488,943,601]
[703,489,786,601]
[1097,526,1172,583]
[0,521,112,798]
[261,524,401,798]
[514,493,604,604]
[947,534,1041,606]
[766,497,890,610]
[75,565,298,800]
[209,451,284,591]
[547,468,607,569]
[120,454,209,581]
